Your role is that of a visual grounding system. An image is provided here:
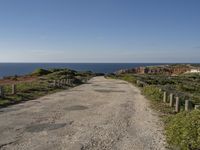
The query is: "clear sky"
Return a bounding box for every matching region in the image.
[0,0,200,63]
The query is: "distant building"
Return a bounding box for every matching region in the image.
[189,69,200,73]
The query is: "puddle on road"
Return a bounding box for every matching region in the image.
[95,89,125,93]
[65,105,88,111]
[25,123,67,133]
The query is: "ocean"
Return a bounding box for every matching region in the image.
[0,63,165,77]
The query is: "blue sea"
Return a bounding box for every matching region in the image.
[0,63,166,77]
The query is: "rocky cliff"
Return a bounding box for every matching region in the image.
[116,64,195,75]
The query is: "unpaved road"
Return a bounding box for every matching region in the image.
[0,77,166,150]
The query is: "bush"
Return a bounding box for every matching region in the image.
[142,85,162,101]
[31,68,52,76]
[121,74,137,84]
[166,110,200,150]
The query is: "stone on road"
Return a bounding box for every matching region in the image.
[0,77,166,150]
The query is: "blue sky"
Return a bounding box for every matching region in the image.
[0,0,200,63]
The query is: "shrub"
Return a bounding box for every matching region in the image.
[121,74,137,84]
[31,68,52,76]
[142,85,162,101]
[166,110,200,150]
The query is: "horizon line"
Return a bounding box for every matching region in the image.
[0,62,200,64]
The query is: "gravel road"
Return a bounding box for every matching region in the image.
[0,77,167,150]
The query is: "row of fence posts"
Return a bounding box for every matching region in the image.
[162,91,200,112]
[52,79,74,87]
[0,78,76,98]
[136,80,200,113]
[0,84,16,98]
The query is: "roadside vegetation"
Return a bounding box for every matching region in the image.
[0,68,95,107]
[107,69,200,150]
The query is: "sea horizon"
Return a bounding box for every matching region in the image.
[0,62,174,78]
[1,62,200,78]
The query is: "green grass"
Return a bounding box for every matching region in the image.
[142,85,163,101]
[166,110,200,150]
[0,68,95,107]
[0,80,66,107]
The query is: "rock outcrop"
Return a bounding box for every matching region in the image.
[116,64,196,75]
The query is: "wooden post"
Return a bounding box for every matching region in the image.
[185,100,192,111]
[163,92,167,103]
[175,97,180,113]
[65,79,67,85]
[0,86,4,98]
[62,79,65,85]
[169,93,174,107]
[57,80,60,87]
[53,80,56,87]
[71,79,74,86]
[136,80,140,86]
[69,79,71,86]
[55,80,57,87]
[12,84,16,95]
[59,80,61,87]
[60,80,63,86]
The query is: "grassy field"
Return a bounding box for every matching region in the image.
[107,72,200,150]
[0,68,95,107]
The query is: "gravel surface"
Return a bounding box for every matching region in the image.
[0,77,167,150]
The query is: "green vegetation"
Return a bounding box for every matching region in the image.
[142,85,162,101]
[0,80,58,106]
[107,68,200,150]
[31,68,52,76]
[166,110,200,150]
[113,73,200,104]
[0,68,95,107]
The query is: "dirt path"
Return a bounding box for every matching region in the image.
[0,77,166,150]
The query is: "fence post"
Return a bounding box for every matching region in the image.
[71,79,74,86]
[169,93,174,107]
[175,97,180,113]
[12,84,16,95]
[185,100,192,111]
[69,79,72,86]
[53,80,56,87]
[55,80,57,87]
[0,86,4,98]
[57,80,60,87]
[62,79,65,85]
[65,79,67,84]
[59,80,62,87]
[163,92,167,103]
